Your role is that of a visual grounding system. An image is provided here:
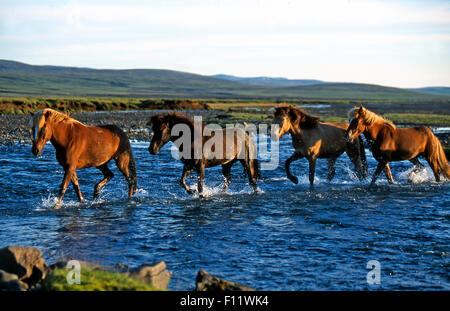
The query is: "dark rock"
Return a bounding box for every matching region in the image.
[125,261,171,290]
[0,269,28,291]
[0,246,47,287]
[195,270,254,291]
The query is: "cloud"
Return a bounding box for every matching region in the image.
[0,0,449,87]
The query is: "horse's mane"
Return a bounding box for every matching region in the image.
[150,112,204,129]
[347,107,396,129]
[31,108,82,129]
[275,105,320,129]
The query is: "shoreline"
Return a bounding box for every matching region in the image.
[0,110,449,147]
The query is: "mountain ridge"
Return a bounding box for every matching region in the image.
[0,60,447,101]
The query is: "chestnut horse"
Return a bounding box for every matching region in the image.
[30,109,137,205]
[345,106,450,185]
[272,105,368,185]
[148,113,260,195]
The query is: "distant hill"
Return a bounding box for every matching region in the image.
[0,60,447,101]
[211,74,325,87]
[409,87,450,96]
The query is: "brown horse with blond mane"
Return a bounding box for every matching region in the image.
[148,112,260,195]
[30,108,137,205]
[345,106,450,185]
[272,105,368,185]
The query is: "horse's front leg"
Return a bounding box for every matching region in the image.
[197,162,205,197]
[327,157,337,181]
[180,165,195,195]
[285,152,303,184]
[71,172,85,203]
[308,157,317,186]
[370,161,389,187]
[57,166,75,207]
[383,163,395,184]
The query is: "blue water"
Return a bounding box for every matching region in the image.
[0,136,449,290]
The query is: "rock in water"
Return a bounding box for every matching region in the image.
[126,261,171,290]
[0,246,47,287]
[0,269,28,291]
[195,270,254,291]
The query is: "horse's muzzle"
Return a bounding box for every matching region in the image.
[31,145,41,156]
[148,144,159,155]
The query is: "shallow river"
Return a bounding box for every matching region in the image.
[0,135,448,290]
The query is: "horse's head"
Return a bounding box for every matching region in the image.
[272,106,293,141]
[345,106,367,143]
[272,105,319,140]
[30,109,53,156]
[148,114,172,155]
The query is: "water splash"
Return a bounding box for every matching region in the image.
[37,194,83,210]
[399,166,435,184]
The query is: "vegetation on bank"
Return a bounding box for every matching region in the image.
[40,268,158,291]
[383,113,450,126]
[0,97,211,114]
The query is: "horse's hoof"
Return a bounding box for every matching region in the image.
[186,189,195,195]
[288,176,299,184]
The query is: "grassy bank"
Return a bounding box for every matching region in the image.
[0,97,211,114]
[40,268,159,291]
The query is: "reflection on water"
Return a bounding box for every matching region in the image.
[0,136,449,290]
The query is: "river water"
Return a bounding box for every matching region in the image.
[0,135,448,290]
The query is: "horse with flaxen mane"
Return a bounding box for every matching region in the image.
[272,105,368,185]
[345,106,450,185]
[30,108,137,205]
[148,112,260,195]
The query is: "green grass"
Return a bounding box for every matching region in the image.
[40,268,159,291]
[383,113,450,126]
[0,97,210,114]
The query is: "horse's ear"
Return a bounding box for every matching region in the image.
[44,109,52,119]
[358,106,365,115]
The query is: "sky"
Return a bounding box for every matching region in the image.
[0,0,449,88]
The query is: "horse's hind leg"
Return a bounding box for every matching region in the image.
[221,161,234,192]
[408,157,425,182]
[114,152,137,198]
[71,172,85,203]
[239,159,257,191]
[346,144,365,180]
[410,158,425,173]
[94,164,114,199]
[327,157,337,181]
[308,157,317,186]
[180,165,195,194]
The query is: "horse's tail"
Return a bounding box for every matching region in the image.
[110,125,138,195]
[357,136,369,178]
[427,130,450,180]
[127,147,138,193]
